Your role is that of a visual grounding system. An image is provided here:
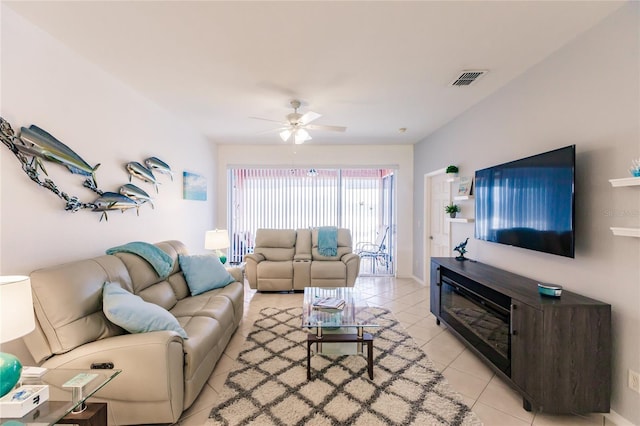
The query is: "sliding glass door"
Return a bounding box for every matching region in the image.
[227,167,396,276]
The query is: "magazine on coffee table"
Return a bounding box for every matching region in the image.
[312,297,346,310]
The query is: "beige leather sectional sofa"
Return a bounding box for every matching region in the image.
[23,240,244,425]
[245,228,360,291]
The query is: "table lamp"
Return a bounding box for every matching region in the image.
[205,229,230,264]
[0,276,35,398]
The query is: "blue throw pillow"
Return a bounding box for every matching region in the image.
[102,282,188,339]
[179,254,235,296]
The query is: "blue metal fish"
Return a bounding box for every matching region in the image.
[19,125,100,186]
[144,157,173,181]
[126,162,159,193]
[119,183,154,209]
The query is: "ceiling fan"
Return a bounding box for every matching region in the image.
[251,100,346,144]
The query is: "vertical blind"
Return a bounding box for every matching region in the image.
[227,167,395,274]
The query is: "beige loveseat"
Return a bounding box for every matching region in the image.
[244,228,360,291]
[23,240,244,425]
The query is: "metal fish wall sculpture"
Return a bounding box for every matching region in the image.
[1,117,100,212]
[92,192,139,222]
[119,183,154,209]
[126,161,160,193]
[19,125,101,186]
[144,156,173,181]
[1,116,175,222]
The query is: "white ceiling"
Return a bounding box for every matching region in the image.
[5,1,625,145]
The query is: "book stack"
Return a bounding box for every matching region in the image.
[312,297,346,310]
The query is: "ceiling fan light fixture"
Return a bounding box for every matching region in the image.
[295,128,311,144]
[279,129,292,142]
[251,99,346,143]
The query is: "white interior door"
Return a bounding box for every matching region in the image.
[429,173,450,257]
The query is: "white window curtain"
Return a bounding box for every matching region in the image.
[227,167,395,275]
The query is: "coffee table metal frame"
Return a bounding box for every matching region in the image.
[302,287,378,380]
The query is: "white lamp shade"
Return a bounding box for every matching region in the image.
[0,276,35,343]
[205,229,230,250]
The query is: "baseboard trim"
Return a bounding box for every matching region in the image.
[605,410,635,426]
[411,274,425,285]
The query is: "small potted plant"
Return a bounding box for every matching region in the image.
[445,203,461,218]
[446,165,459,177]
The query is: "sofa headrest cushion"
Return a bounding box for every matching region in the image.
[28,255,130,356]
[254,229,297,261]
[178,254,235,296]
[102,282,188,339]
[255,229,297,248]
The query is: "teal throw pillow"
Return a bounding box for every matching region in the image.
[179,254,235,296]
[102,282,188,339]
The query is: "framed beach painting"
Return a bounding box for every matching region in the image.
[183,171,207,201]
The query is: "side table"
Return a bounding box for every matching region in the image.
[0,369,119,426]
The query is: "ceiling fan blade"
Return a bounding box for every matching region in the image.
[299,111,321,125]
[306,124,347,132]
[248,116,287,124]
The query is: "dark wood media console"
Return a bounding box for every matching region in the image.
[430,257,611,414]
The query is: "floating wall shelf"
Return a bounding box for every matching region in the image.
[454,195,474,201]
[609,177,640,187]
[609,177,640,237]
[447,218,475,223]
[610,227,640,238]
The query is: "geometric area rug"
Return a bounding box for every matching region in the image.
[208,307,482,425]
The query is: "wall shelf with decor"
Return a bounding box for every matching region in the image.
[609,176,640,237]
[609,177,640,187]
[448,175,474,223]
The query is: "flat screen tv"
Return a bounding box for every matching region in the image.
[474,145,575,258]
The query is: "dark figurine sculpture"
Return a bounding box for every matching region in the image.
[454,238,469,261]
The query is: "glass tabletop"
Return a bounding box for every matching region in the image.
[0,368,120,425]
[302,287,379,329]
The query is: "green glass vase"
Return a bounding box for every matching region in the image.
[0,352,23,397]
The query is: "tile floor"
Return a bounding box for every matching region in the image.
[176,276,611,426]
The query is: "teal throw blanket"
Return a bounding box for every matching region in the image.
[318,226,338,256]
[106,241,174,279]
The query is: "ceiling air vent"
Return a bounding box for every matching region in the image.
[450,70,487,87]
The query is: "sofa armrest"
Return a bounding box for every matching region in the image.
[341,252,361,286]
[340,252,359,264]
[41,331,185,406]
[244,253,265,289]
[244,253,265,263]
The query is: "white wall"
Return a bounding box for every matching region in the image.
[217,144,414,277]
[1,7,217,360]
[413,4,639,423]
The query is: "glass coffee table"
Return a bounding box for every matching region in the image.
[302,287,378,380]
[0,368,120,426]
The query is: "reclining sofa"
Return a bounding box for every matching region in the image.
[23,240,244,425]
[245,228,360,291]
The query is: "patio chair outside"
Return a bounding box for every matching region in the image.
[355,225,391,274]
